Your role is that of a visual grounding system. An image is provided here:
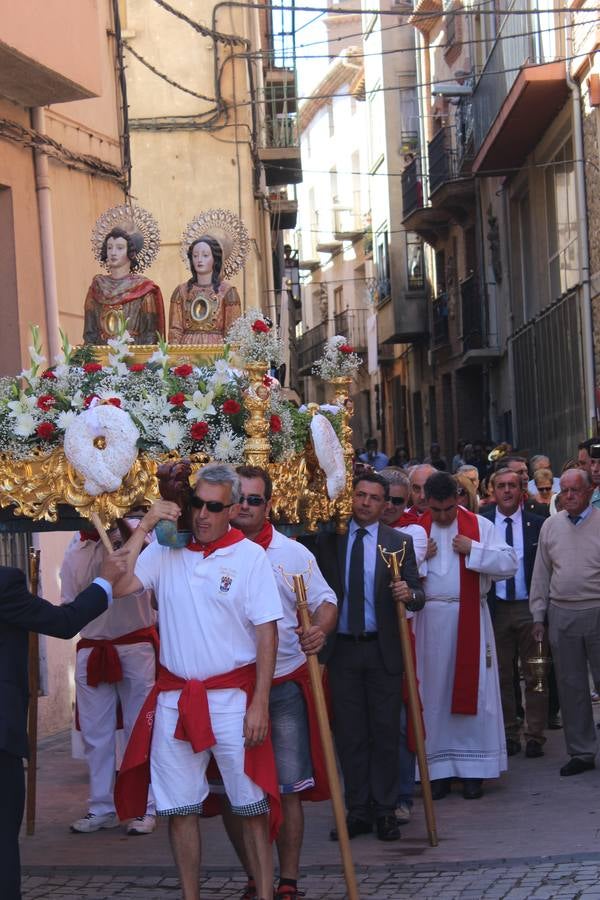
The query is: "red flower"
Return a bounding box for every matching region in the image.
[83,394,99,408]
[129,363,146,372]
[339,344,354,354]
[36,394,56,412]
[174,364,193,378]
[251,319,269,334]
[83,362,103,374]
[168,392,186,406]
[222,399,241,415]
[263,375,274,387]
[41,369,57,380]
[190,421,209,441]
[107,397,122,408]
[269,414,282,433]
[36,422,56,440]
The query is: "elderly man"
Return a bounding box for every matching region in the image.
[306,472,424,841]
[379,468,427,575]
[530,469,600,776]
[1,558,123,900]
[414,472,518,800]
[480,469,546,757]
[113,463,283,900]
[527,455,560,496]
[222,464,337,900]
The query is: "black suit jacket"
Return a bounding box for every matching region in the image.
[303,523,425,676]
[479,505,544,616]
[0,566,108,759]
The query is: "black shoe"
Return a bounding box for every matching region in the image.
[329,816,372,841]
[525,740,544,758]
[560,758,595,777]
[376,815,401,841]
[548,714,562,730]
[430,778,451,800]
[462,779,484,799]
[506,738,521,756]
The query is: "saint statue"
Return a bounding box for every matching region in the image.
[84,204,165,345]
[169,208,249,345]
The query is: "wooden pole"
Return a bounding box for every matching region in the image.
[90,512,115,555]
[26,547,41,836]
[292,574,360,900]
[388,555,438,848]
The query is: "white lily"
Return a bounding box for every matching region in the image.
[71,390,85,410]
[28,346,46,367]
[158,420,186,451]
[107,358,129,376]
[148,347,169,365]
[184,389,216,421]
[8,396,38,417]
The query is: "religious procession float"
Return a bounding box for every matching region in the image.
[0,204,362,535]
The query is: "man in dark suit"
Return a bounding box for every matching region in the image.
[0,557,123,900]
[480,467,546,758]
[306,472,424,842]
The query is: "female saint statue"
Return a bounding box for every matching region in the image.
[83,204,165,345]
[168,209,249,345]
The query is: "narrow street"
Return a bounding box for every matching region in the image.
[21,722,600,899]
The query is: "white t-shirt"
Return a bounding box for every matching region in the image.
[134,536,283,703]
[265,529,337,678]
[393,522,428,577]
[60,535,156,640]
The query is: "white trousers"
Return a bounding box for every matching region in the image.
[75,642,156,816]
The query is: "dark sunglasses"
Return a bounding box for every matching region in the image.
[390,496,408,506]
[239,494,266,506]
[190,496,234,513]
[456,488,467,496]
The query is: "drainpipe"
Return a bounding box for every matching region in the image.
[31,107,60,361]
[566,28,596,433]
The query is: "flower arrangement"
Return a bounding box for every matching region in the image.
[0,324,341,467]
[225,308,284,367]
[311,335,362,380]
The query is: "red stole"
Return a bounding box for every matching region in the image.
[186,527,245,557]
[76,625,160,687]
[421,506,481,715]
[115,663,281,840]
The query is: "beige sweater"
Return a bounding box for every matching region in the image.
[529,508,600,622]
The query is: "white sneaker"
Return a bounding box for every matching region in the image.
[126,814,156,835]
[395,802,411,824]
[70,812,119,833]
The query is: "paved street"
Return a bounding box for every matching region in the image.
[20,721,600,898]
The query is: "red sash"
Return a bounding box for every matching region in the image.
[77,625,160,687]
[272,663,330,802]
[421,506,481,715]
[114,663,281,840]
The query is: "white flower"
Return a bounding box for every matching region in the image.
[184,389,216,421]
[148,347,169,366]
[158,420,186,451]
[211,428,244,462]
[107,357,129,375]
[28,346,46,366]
[56,410,77,430]
[53,363,70,378]
[8,396,38,416]
[141,395,173,419]
[13,413,36,437]
[71,390,85,410]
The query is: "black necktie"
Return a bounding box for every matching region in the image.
[348,527,367,636]
[504,517,516,601]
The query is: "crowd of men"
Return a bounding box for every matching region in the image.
[3,437,600,900]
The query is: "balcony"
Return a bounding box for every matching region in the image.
[269,187,298,230]
[432,293,449,348]
[333,206,366,242]
[472,0,569,173]
[0,0,102,106]
[259,68,303,186]
[460,274,501,363]
[428,127,475,217]
[297,322,328,375]
[333,308,368,352]
[377,288,428,344]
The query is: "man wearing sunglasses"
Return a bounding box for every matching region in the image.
[217,465,337,900]
[111,464,283,900]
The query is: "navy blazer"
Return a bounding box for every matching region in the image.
[302,523,424,676]
[479,505,544,616]
[0,566,108,759]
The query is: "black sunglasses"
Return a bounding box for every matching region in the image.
[190,496,234,513]
[239,494,266,506]
[390,496,408,506]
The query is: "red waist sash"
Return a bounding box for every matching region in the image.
[77,625,159,687]
[114,663,281,840]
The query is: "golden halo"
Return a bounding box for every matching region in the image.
[91,204,161,273]
[180,209,250,280]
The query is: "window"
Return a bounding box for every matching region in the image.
[334,285,344,315]
[375,229,391,302]
[545,137,578,300]
[406,232,424,290]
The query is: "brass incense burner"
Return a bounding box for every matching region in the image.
[527,641,551,693]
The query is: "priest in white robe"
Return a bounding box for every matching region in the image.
[413,472,518,799]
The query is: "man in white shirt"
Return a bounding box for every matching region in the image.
[111,464,283,900]
[221,464,337,900]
